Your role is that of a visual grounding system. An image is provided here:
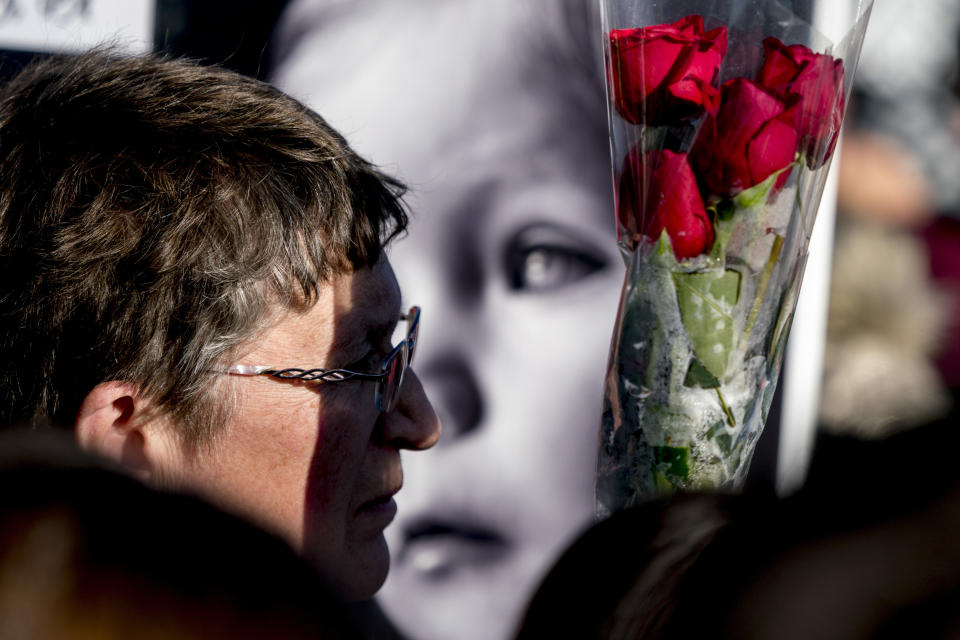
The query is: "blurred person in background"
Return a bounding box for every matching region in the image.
[0,50,440,602]
[518,414,960,639]
[269,1,624,638]
[837,0,960,227]
[0,430,366,639]
[820,0,960,442]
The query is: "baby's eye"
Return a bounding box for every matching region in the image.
[504,224,608,292]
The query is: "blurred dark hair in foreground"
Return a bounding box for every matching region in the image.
[517,416,960,639]
[0,430,365,639]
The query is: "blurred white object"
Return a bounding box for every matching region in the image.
[856,0,960,99]
[0,0,153,54]
[776,0,869,496]
[776,143,837,496]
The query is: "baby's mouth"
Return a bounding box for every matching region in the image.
[394,518,511,580]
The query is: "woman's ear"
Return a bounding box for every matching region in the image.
[74,381,171,483]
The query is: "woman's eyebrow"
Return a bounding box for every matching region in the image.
[333,302,401,359]
[329,282,403,357]
[367,304,403,345]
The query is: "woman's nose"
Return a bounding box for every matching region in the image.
[380,370,441,450]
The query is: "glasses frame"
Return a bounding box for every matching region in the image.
[225,306,420,413]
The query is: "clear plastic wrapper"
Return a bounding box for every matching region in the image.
[597,0,874,515]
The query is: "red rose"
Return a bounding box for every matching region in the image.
[609,15,727,126]
[617,148,714,259]
[756,37,845,168]
[692,77,799,196]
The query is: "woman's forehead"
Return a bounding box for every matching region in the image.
[248,261,401,362]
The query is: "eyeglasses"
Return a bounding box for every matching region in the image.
[225,306,420,413]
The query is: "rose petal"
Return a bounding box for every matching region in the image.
[756,39,846,167]
[693,78,799,195]
[608,16,727,126]
[617,148,714,258]
[746,117,799,186]
[757,38,796,87]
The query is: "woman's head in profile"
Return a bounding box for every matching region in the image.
[270,1,623,637]
[0,430,364,639]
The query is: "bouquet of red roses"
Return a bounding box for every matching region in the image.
[596,2,873,514]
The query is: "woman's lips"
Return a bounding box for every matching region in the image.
[394,519,511,580]
[356,495,399,529]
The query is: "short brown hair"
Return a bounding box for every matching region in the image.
[0,50,408,443]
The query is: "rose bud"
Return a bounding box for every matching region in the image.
[618,148,714,259]
[692,77,799,196]
[609,15,727,126]
[756,37,846,168]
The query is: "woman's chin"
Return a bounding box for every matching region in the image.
[306,534,390,603]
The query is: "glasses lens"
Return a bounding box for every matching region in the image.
[376,346,406,412]
[375,307,421,413]
[407,306,420,365]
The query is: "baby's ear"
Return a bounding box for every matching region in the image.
[74,381,170,483]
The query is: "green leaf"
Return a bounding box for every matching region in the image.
[651,467,675,493]
[705,198,742,263]
[705,420,725,440]
[733,161,796,209]
[715,432,732,455]
[684,358,720,388]
[672,269,741,380]
[654,445,690,481]
[653,229,676,263]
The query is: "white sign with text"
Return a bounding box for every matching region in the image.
[0,0,153,53]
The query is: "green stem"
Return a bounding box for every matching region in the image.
[715,387,736,427]
[744,235,784,340]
